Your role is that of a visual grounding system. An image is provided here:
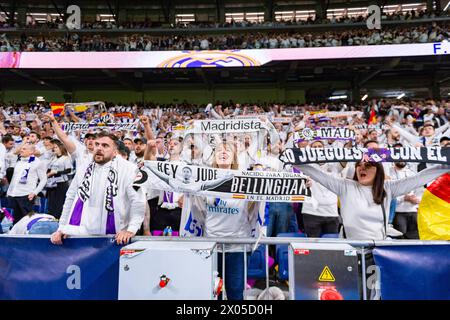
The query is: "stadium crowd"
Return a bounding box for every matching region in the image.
[0,20,448,51]
[0,8,446,30]
[0,98,449,299]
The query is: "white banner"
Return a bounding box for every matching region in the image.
[143,161,311,202]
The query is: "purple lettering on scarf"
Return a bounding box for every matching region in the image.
[106,204,116,235]
[69,198,84,226]
[163,191,173,203]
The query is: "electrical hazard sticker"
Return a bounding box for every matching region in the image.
[318,266,336,282]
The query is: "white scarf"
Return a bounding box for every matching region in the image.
[68,158,119,234]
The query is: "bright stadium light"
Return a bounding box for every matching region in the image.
[444,1,450,11]
[329,95,348,100]
[361,94,368,101]
[396,93,405,99]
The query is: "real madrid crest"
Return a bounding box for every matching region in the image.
[297,128,318,141]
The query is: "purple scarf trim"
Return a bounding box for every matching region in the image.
[70,162,118,234]
[69,198,84,226]
[26,217,45,231]
[105,190,116,234]
[163,191,173,203]
[69,197,116,234]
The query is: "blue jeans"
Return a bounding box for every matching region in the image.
[28,221,59,235]
[218,252,250,300]
[266,203,293,237]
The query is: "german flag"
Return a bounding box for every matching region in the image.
[50,103,65,117]
[418,173,450,240]
[232,194,246,200]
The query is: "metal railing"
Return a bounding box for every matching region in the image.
[131,236,450,300]
[1,234,449,300]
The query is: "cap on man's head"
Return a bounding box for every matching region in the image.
[84,133,97,140]
[134,137,147,144]
[440,136,450,144]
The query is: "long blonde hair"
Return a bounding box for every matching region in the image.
[212,142,239,170]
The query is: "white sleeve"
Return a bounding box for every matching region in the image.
[69,137,86,159]
[58,174,80,228]
[63,157,73,171]
[442,126,450,139]
[125,180,146,234]
[32,161,48,195]
[0,144,6,178]
[210,108,223,119]
[435,122,450,136]
[295,164,347,197]
[387,164,450,198]
[393,123,421,146]
[8,217,28,235]
[143,201,150,234]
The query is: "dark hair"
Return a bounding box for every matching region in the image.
[84,133,97,140]
[118,145,130,159]
[96,131,119,148]
[1,134,14,144]
[420,124,435,135]
[51,139,68,156]
[29,131,40,140]
[310,140,324,147]
[353,161,386,205]
[363,140,379,148]
[42,136,53,141]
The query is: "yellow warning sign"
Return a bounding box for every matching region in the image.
[318,266,335,282]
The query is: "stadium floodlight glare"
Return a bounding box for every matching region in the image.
[397,93,406,99]
[361,94,368,101]
[329,95,348,100]
[444,1,450,11]
[402,3,424,7]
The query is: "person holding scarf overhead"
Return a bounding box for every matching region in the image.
[51,131,146,245]
[7,143,47,224]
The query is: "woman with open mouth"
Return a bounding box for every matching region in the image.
[189,141,259,300]
[296,158,449,240]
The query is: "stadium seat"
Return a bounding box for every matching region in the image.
[276,232,307,281]
[39,198,48,214]
[247,245,267,279]
[31,197,48,214]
